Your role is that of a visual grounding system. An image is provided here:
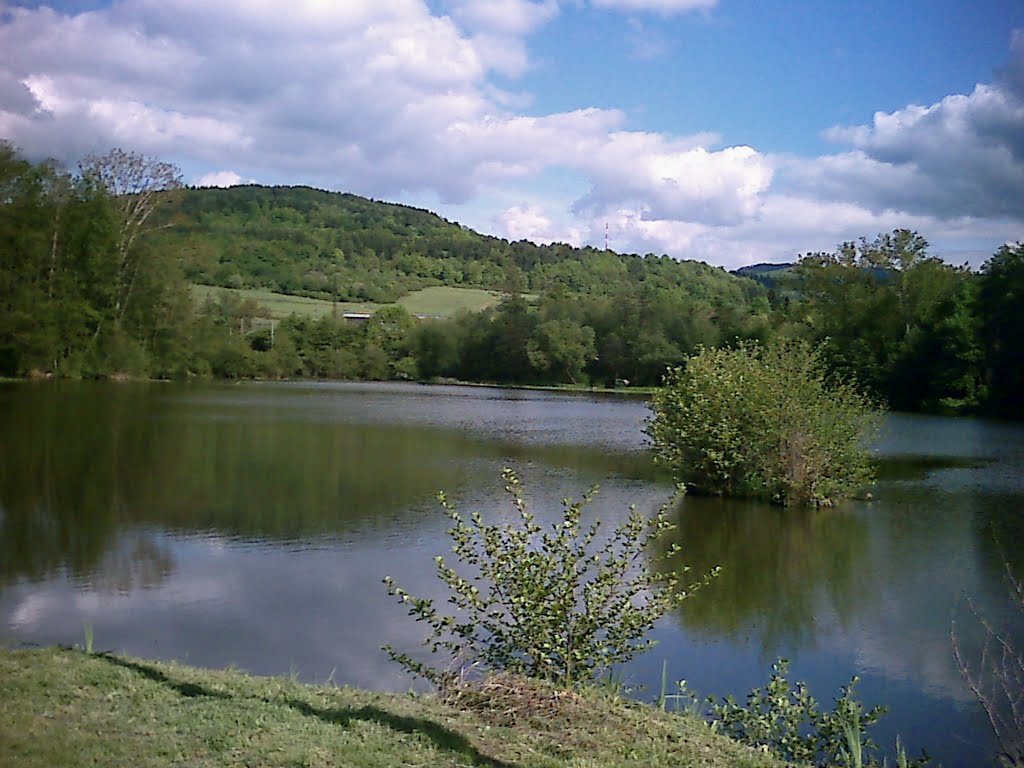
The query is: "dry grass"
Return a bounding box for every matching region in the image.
[440,672,589,727]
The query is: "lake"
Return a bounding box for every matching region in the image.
[2,381,1022,767]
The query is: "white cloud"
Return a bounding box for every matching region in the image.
[448,0,559,35]
[0,2,1019,271]
[803,38,1024,221]
[465,32,533,77]
[574,135,773,225]
[193,170,254,188]
[495,203,583,245]
[589,0,716,13]
[0,0,496,192]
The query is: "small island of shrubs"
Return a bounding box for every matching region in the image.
[648,341,881,507]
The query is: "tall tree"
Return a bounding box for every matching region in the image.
[978,242,1024,418]
[786,230,982,412]
[0,142,54,373]
[77,149,183,322]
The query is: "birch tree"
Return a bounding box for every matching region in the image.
[78,149,183,320]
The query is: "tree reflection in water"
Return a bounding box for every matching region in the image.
[659,494,873,656]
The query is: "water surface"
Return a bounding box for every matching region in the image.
[1,381,1021,767]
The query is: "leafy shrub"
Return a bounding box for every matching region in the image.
[709,659,927,767]
[647,341,881,507]
[384,469,715,688]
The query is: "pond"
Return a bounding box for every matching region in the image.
[1,381,1022,767]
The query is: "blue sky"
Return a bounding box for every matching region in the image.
[522,1,1018,148]
[1,0,1022,268]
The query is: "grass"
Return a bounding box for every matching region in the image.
[0,647,787,768]
[191,284,375,318]
[190,284,513,320]
[398,286,509,316]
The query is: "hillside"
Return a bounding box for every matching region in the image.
[153,184,766,310]
[732,262,796,289]
[3,143,1018,413]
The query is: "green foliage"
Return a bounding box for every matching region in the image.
[708,659,926,768]
[0,142,191,378]
[152,184,772,386]
[648,341,880,506]
[781,230,984,415]
[527,318,597,384]
[2,141,1020,412]
[978,242,1024,419]
[383,469,715,688]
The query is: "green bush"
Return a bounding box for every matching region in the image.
[647,341,881,507]
[708,659,927,767]
[384,469,716,688]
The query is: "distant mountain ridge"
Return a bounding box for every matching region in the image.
[731,262,797,289]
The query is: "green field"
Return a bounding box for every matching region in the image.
[397,285,509,316]
[0,647,783,768]
[191,284,509,319]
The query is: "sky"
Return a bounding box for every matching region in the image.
[1,0,1022,269]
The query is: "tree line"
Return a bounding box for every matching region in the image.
[1,143,1022,418]
[773,230,1022,418]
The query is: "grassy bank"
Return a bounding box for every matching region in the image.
[0,647,785,768]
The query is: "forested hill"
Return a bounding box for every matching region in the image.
[152,184,764,309]
[4,144,1021,417]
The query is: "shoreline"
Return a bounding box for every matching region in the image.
[0,374,658,398]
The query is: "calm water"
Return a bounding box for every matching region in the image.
[2,381,1022,766]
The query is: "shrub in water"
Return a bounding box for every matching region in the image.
[384,469,716,688]
[647,341,881,507]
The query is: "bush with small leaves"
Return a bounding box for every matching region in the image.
[708,659,929,767]
[383,468,716,689]
[648,341,881,507]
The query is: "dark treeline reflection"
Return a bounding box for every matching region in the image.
[0,381,656,585]
[661,496,873,654]
[0,382,469,584]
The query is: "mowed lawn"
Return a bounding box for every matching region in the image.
[0,647,785,768]
[191,284,509,320]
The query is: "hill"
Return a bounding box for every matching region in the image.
[732,262,796,289]
[146,185,777,386]
[153,184,766,310]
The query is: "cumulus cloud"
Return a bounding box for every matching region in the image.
[447,0,559,35]
[798,37,1024,221]
[575,135,773,225]
[0,1,490,184]
[495,203,583,245]
[589,0,717,13]
[193,170,254,188]
[0,1,1019,270]
[0,70,39,116]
